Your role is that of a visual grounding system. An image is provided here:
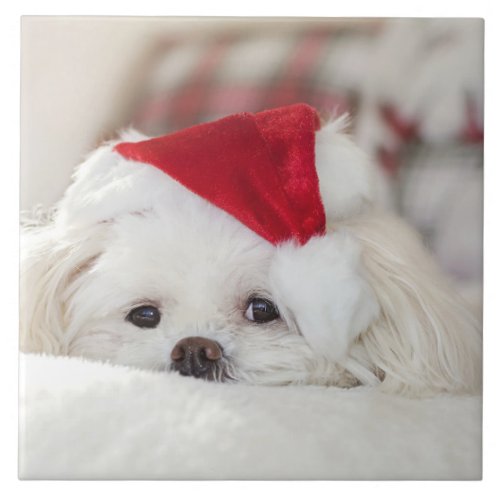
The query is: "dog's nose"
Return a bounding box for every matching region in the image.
[170,336,223,380]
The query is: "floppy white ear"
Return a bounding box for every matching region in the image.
[20,220,104,355]
[269,231,380,362]
[345,212,482,395]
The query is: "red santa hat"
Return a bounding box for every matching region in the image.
[114,103,325,246]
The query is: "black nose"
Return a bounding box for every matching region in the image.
[170,336,223,380]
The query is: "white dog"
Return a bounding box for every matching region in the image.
[20,104,481,396]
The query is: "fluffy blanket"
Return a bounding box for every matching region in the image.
[19,353,482,480]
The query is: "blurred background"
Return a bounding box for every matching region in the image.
[21,17,483,294]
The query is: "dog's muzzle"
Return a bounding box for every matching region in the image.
[170,336,224,381]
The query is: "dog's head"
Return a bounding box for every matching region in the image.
[21,111,481,394]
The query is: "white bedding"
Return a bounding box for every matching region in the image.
[18,353,482,480]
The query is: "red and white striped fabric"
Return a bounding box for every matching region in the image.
[132,27,355,135]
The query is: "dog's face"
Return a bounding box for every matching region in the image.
[64,187,364,387]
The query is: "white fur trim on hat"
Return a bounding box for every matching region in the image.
[269,231,380,362]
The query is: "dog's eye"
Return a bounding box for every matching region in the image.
[126,305,161,328]
[244,298,279,323]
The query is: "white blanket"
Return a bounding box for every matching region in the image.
[18,353,482,480]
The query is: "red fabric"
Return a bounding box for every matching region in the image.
[114,103,325,245]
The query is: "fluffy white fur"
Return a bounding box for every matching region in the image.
[20,119,482,396]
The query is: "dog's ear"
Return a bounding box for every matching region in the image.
[269,231,380,364]
[346,212,482,395]
[20,218,104,355]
